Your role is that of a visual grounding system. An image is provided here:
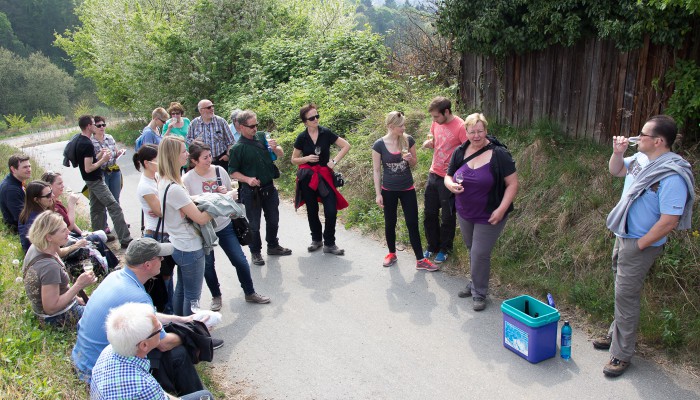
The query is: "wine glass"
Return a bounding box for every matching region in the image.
[314,146,321,156]
[427,133,434,141]
[231,179,239,190]
[83,263,93,273]
[627,136,640,147]
[455,174,464,185]
[190,300,201,314]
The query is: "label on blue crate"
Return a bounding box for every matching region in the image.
[504,320,529,356]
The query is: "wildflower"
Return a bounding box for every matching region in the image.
[12,259,19,265]
[15,276,23,283]
[692,230,699,238]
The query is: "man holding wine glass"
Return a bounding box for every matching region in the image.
[444,113,518,311]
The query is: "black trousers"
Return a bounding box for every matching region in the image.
[148,345,204,395]
[300,179,338,246]
[382,188,424,260]
[423,172,456,253]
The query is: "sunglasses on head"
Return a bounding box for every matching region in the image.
[95,123,106,128]
[306,114,320,122]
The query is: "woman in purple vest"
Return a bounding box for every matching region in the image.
[444,113,518,311]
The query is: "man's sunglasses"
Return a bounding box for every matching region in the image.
[241,123,258,129]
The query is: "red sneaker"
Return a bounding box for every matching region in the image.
[416,258,439,271]
[383,253,397,267]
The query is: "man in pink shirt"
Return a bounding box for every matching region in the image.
[421,97,467,263]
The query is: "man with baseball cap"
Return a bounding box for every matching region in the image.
[72,238,215,396]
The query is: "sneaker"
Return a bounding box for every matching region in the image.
[458,282,473,298]
[434,251,448,263]
[416,258,439,271]
[210,296,222,311]
[473,297,486,311]
[307,241,322,252]
[245,293,271,304]
[251,253,265,266]
[423,250,433,259]
[603,357,630,377]
[383,253,397,267]
[212,338,224,350]
[267,245,292,256]
[323,245,345,255]
[593,334,612,350]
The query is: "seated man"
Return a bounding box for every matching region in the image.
[0,154,31,231]
[72,238,216,395]
[91,302,214,399]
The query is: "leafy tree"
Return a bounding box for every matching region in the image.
[385,0,398,9]
[0,12,28,56]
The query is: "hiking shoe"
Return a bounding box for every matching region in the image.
[434,251,448,263]
[593,334,612,350]
[423,250,433,259]
[603,357,630,377]
[106,233,117,242]
[245,293,271,304]
[308,241,322,252]
[120,238,133,249]
[416,258,439,271]
[210,296,222,312]
[383,253,397,267]
[458,282,473,298]
[473,297,486,311]
[251,253,265,266]
[323,245,345,255]
[267,245,292,256]
[212,338,224,350]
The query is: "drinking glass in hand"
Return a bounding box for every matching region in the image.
[190,300,201,314]
[314,146,321,156]
[455,174,464,185]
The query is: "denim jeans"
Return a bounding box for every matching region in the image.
[205,222,256,297]
[43,302,84,327]
[103,169,122,205]
[144,232,174,314]
[239,184,281,254]
[171,248,205,316]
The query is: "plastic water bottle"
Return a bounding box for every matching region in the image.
[561,321,572,360]
[547,293,556,308]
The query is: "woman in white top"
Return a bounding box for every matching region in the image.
[157,136,212,316]
[183,140,269,309]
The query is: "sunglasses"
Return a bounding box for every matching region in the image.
[38,190,53,199]
[170,112,181,115]
[95,123,107,128]
[201,105,214,110]
[241,123,258,129]
[306,114,320,122]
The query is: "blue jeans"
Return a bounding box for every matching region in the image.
[239,184,281,254]
[43,303,84,327]
[103,169,122,205]
[204,222,256,297]
[181,390,214,400]
[172,248,205,316]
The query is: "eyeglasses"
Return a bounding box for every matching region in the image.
[38,190,53,199]
[639,132,660,140]
[241,123,258,129]
[159,118,168,123]
[170,112,181,116]
[306,115,320,122]
[201,105,214,110]
[95,123,106,128]
[143,322,163,342]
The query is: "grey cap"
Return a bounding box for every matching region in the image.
[125,238,174,266]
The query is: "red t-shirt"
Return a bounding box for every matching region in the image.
[429,116,467,177]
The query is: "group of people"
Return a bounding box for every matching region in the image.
[0,93,694,388]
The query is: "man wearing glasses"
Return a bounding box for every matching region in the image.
[90,302,215,399]
[187,99,235,171]
[228,110,291,266]
[597,115,695,377]
[72,238,213,396]
[75,115,133,248]
[0,154,31,232]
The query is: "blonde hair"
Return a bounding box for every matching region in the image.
[27,211,66,250]
[385,111,408,150]
[152,107,169,122]
[158,136,185,185]
[464,113,488,129]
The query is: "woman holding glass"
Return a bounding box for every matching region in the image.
[22,211,97,327]
[291,103,351,255]
[157,136,213,316]
[372,111,436,271]
[444,113,518,311]
[162,102,191,140]
[92,116,125,212]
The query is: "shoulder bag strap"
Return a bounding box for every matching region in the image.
[215,166,222,187]
[456,144,492,171]
[158,183,174,243]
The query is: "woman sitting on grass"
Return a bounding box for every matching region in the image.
[22,211,97,327]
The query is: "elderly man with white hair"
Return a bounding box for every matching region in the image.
[90,302,214,399]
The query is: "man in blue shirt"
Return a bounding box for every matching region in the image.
[90,302,214,400]
[73,238,210,395]
[597,115,695,377]
[0,154,31,231]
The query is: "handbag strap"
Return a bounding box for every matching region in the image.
[455,143,492,171]
[156,183,174,243]
[214,166,222,187]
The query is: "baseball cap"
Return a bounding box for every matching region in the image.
[125,238,174,266]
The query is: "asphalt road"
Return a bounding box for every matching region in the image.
[13,136,700,400]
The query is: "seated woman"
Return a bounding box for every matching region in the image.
[22,210,97,327]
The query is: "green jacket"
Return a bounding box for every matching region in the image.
[228,132,276,186]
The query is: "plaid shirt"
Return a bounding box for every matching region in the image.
[91,134,119,169]
[90,345,167,400]
[186,115,235,158]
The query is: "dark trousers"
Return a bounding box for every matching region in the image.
[423,172,456,253]
[300,179,338,246]
[382,189,424,260]
[148,345,204,396]
[239,184,280,254]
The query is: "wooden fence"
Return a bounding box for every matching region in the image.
[459,36,692,144]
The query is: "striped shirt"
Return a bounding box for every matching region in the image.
[186,115,235,158]
[90,345,167,400]
[91,134,119,169]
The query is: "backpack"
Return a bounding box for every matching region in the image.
[62,133,81,168]
[134,131,145,152]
